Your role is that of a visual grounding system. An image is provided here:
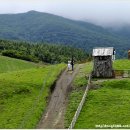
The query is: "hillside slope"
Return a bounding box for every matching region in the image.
[0,11,130,57]
[0,63,65,128]
[0,55,37,73]
[107,25,130,41]
[75,79,130,129]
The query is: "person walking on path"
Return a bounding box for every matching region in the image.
[71,56,74,71]
[112,48,116,61]
[68,60,71,71]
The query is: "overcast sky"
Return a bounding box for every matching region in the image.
[0,0,130,27]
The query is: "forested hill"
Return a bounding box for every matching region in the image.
[0,11,130,58]
[0,39,88,63]
[107,25,130,41]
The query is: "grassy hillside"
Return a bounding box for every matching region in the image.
[0,56,66,128]
[65,59,130,128]
[0,56,37,73]
[113,59,130,70]
[0,64,65,128]
[0,11,130,57]
[75,79,130,128]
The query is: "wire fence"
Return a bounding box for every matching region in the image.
[19,64,56,128]
[68,74,92,129]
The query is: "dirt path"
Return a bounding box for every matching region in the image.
[37,65,80,129]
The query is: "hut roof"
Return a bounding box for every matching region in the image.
[92,47,114,56]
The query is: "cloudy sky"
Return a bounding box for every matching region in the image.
[0,0,130,27]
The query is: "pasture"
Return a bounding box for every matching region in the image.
[75,79,130,128]
[65,59,130,128]
[0,56,65,128]
[0,56,37,73]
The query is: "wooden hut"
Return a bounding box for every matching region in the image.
[92,47,114,78]
[128,50,130,59]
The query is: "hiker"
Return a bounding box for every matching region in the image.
[71,56,74,71]
[68,60,71,71]
[113,49,116,61]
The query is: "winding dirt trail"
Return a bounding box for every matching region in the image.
[37,65,80,129]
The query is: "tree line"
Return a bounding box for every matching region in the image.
[0,39,90,63]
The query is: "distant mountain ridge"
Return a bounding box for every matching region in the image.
[107,25,130,41]
[0,10,130,58]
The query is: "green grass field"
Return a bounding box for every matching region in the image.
[65,59,130,128]
[1,56,130,128]
[113,59,130,70]
[0,56,37,73]
[0,56,65,128]
[75,79,130,128]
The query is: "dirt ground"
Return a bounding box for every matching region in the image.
[37,65,80,129]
